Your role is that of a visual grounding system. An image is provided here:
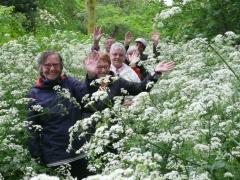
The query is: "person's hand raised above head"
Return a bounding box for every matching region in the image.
[127,50,139,67]
[93,26,104,42]
[124,31,132,46]
[84,51,99,78]
[150,31,160,46]
[154,61,176,74]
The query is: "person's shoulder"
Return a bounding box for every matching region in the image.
[64,75,83,84]
[64,75,87,90]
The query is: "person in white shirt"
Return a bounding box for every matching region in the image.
[109,42,140,82]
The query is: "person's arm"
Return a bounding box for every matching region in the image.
[124,31,132,52]
[26,90,41,159]
[91,26,104,51]
[119,61,176,95]
[151,31,160,57]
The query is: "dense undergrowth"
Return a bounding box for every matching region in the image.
[0,30,240,179]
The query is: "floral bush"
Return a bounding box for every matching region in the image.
[0,30,240,179]
[71,32,240,179]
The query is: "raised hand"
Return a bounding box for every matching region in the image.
[127,50,139,66]
[124,31,132,46]
[151,31,160,45]
[154,61,176,73]
[93,26,104,42]
[84,51,99,78]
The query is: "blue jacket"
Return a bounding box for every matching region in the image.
[27,73,159,166]
[27,75,89,166]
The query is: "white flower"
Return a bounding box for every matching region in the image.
[164,171,181,180]
[29,174,59,180]
[194,144,209,152]
[31,105,44,112]
[120,88,128,95]
[224,172,234,178]
[159,7,182,20]
[91,90,108,101]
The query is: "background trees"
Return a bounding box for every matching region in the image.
[153,0,240,41]
[1,0,240,179]
[0,0,38,31]
[1,0,240,43]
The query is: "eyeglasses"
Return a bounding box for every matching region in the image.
[97,65,110,70]
[42,63,61,69]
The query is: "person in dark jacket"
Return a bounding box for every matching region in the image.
[83,51,175,109]
[27,51,175,179]
[26,51,94,179]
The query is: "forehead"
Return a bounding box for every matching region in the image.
[135,42,144,46]
[105,38,115,43]
[97,60,110,67]
[44,54,60,63]
[128,47,138,53]
[110,48,125,54]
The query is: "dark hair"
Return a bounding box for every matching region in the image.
[38,51,63,76]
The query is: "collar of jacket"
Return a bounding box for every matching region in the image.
[34,75,66,89]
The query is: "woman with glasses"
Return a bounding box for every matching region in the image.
[27,51,175,179]
[83,50,175,109]
[26,51,94,179]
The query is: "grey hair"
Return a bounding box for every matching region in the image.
[126,46,138,56]
[110,42,126,54]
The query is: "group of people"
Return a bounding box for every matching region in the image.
[91,27,161,81]
[26,28,176,179]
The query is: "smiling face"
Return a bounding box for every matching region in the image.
[95,53,111,78]
[40,54,62,80]
[96,60,110,78]
[110,48,125,69]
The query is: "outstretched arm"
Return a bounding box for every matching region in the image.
[154,61,176,74]
[120,60,176,95]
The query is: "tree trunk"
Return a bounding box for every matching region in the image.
[86,0,96,34]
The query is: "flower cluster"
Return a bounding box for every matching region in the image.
[1,29,240,179]
[74,32,240,179]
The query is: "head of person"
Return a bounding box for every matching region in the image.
[37,51,63,80]
[109,42,126,69]
[96,52,111,78]
[135,38,147,54]
[126,46,139,64]
[104,37,115,53]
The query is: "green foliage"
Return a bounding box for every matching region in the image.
[154,0,240,41]
[96,2,160,40]
[0,0,38,31]
[0,6,25,45]
[35,0,86,35]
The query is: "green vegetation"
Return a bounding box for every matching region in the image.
[1,0,240,179]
